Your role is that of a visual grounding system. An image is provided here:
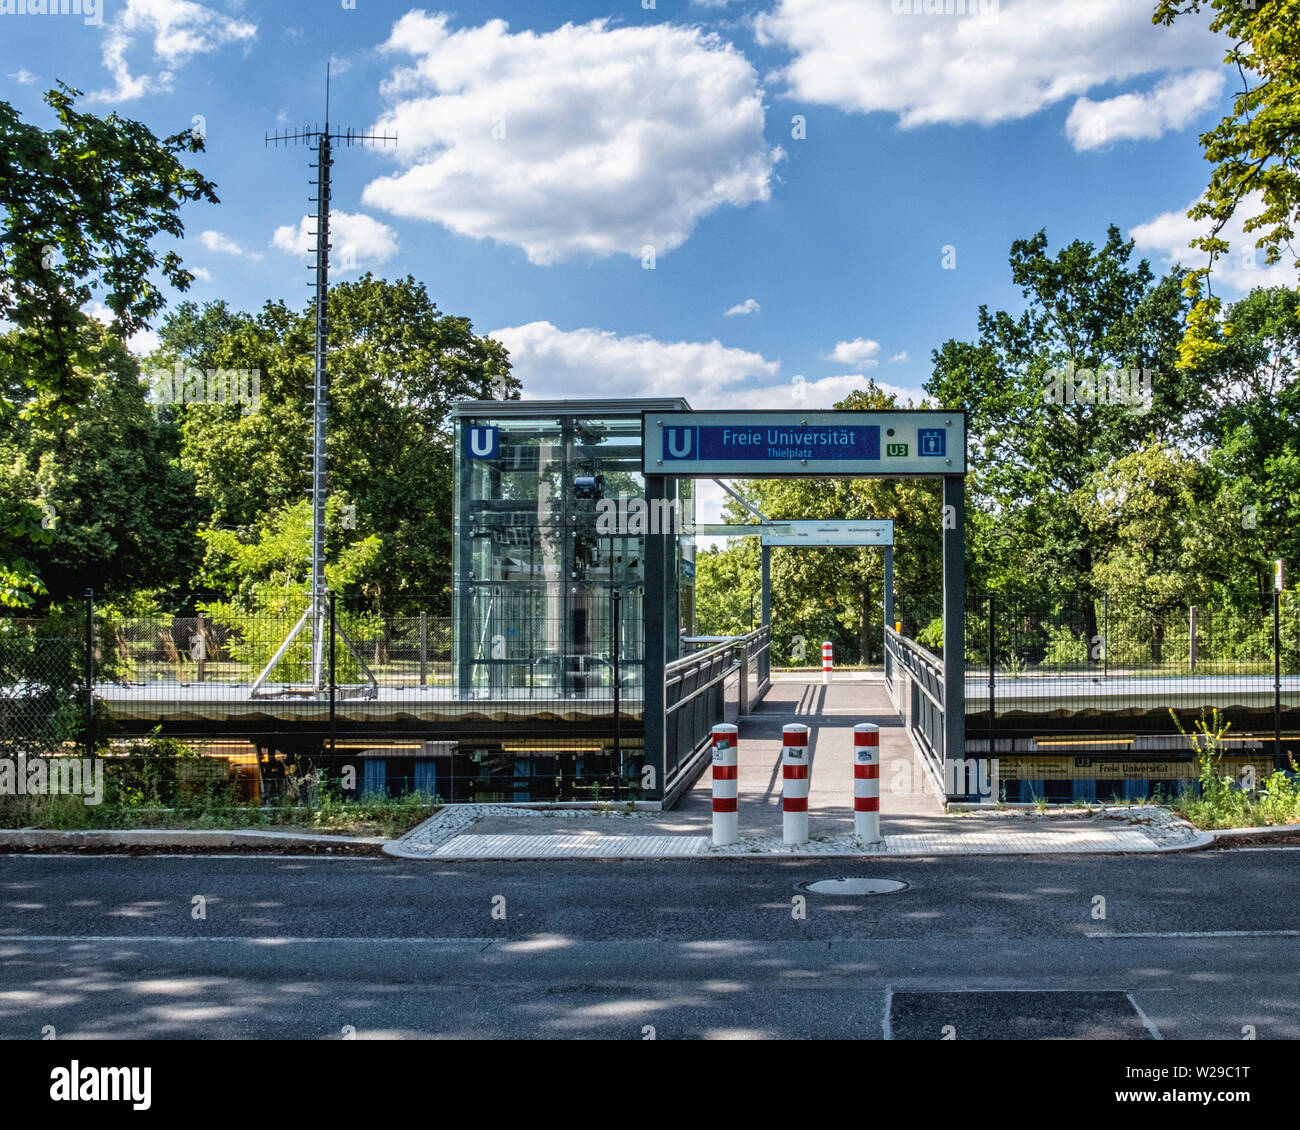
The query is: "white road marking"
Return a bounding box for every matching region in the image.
[0,935,499,945]
[882,984,893,1041]
[1087,930,1300,939]
[1125,991,1164,1040]
[0,854,382,861]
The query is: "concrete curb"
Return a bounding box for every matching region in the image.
[0,828,389,852]
[418,843,1215,862]
[384,803,1215,861]
[1205,824,1300,844]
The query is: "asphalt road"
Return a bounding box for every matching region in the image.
[1,850,1297,1039]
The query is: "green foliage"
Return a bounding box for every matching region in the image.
[1042,623,1087,670]
[1153,1,1300,366]
[0,86,214,604]
[0,326,204,602]
[1169,707,1300,828]
[928,226,1194,601]
[196,497,382,683]
[156,276,516,607]
[693,540,760,638]
[0,84,216,407]
[917,617,944,652]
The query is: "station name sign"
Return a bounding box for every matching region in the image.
[642,410,965,477]
[762,520,893,547]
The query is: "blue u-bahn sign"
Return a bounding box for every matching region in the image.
[643,410,965,477]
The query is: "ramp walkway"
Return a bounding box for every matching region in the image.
[388,679,1204,858]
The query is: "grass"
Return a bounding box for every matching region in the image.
[2,789,438,838]
[1168,708,1300,830]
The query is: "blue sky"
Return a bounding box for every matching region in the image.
[2,0,1291,524]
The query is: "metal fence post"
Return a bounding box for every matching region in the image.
[612,586,622,771]
[195,610,206,683]
[329,591,337,756]
[987,594,995,758]
[1103,593,1109,680]
[83,588,95,755]
[1189,605,1197,673]
[1275,589,1283,769]
[738,636,750,716]
[419,611,428,687]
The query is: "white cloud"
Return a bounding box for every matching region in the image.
[755,0,1223,129]
[271,211,399,272]
[9,69,37,84]
[490,321,780,404]
[81,302,159,355]
[200,230,248,257]
[1066,69,1224,150]
[1130,192,1295,294]
[724,298,761,317]
[824,338,881,367]
[188,266,212,282]
[488,321,927,415]
[129,327,161,357]
[92,0,257,103]
[362,14,781,265]
[888,351,908,363]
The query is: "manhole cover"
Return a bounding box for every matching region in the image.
[795,877,909,895]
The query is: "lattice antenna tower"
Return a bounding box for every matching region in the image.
[252,65,397,697]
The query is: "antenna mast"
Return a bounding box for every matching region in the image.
[252,66,397,698]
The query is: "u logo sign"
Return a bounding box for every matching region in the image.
[665,427,693,459]
[466,426,499,459]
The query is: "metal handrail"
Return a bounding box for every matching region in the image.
[884,626,946,792]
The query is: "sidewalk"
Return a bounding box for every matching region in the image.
[387,679,1210,859]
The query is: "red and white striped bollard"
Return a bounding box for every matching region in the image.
[711,724,739,845]
[853,723,880,843]
[822,641,833,684]
[781,723,811,845]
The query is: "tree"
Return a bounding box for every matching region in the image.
[197,497,382,682]
[1074,440,1205,652]
[926,227,1194,623]
[1192,287,1300,598]
[694,539,760,638]
[155,275,517,608]
[0,326,203,603]
[0,84,216,408]
[1153,1,1300,368]
[0,85,215,604]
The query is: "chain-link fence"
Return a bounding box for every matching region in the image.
[0,632,83,754]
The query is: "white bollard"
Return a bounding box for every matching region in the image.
[853,723,881,843]
[711,724,739,846]
[781,723,811,845]
[822,641,833,684]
